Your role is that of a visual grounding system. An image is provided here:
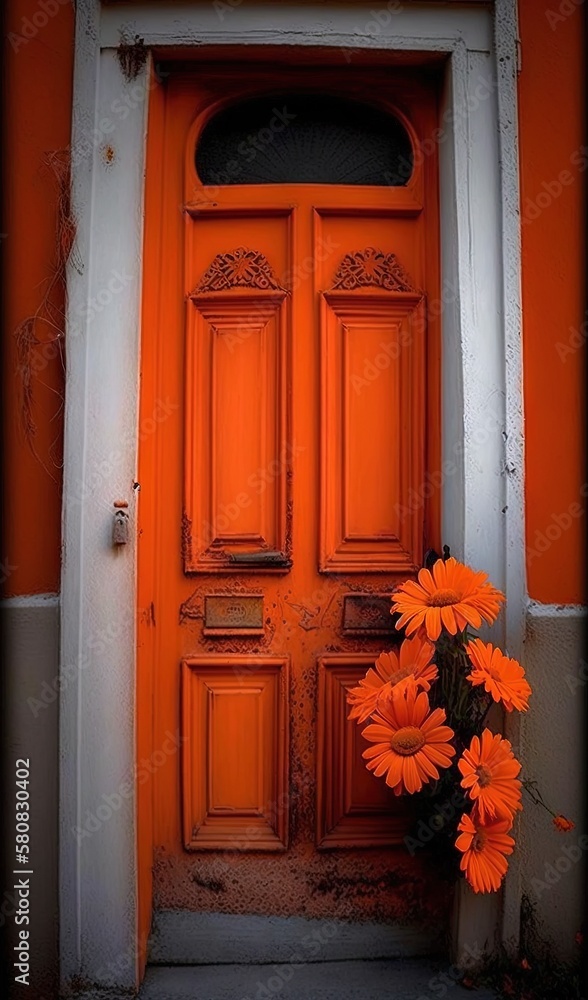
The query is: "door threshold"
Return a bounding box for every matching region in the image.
[148,911,440,966]
[137,958,495,1000]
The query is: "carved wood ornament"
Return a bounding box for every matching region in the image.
[194,246,283,293]
[185,258,289,573]
[331,247,416,292]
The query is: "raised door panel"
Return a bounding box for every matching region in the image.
[184,289,290,572]
[320,290,426,573]
[181,656,289,850]
[316,655,411,848]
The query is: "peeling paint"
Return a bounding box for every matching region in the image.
[117,33,147,82]
[101,143,115,165]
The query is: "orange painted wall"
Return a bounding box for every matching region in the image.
[518,0,585,605]
[3,1,583,605]
[3,0,74,596]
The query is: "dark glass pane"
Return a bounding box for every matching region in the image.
[196,94,413,186]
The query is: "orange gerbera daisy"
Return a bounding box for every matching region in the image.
[458,729,522,822]
[466,639,531,712]
[347,636,437,724]
[391,557,504,641]
[361,686,455,795]
[455,811,515,893]
[553,815,574,833]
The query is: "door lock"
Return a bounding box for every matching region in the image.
[112,500,130,545]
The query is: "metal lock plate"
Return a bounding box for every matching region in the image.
[113,509,130,545]
[203,594,264,636]
[341,593,398,637]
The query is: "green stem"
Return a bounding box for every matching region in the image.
[523,779,557,818]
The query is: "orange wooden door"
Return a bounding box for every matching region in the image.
[138,66,441,952]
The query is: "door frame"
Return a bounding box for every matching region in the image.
[61,0,525,990]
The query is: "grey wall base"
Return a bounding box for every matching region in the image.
[2,595,60,1000]
[148,911,437,966]
[519,604,586,961]
[137,959,498,1000]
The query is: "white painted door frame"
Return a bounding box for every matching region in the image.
[61,0,524,989]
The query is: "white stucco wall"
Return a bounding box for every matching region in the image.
[518,603,586,960]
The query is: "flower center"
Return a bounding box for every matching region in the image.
[472,830,487,853]
[428,588,460,608]
[391,666,412,684]
[390,726,425,756]
[476,765,493,788]
[488,667,502,681]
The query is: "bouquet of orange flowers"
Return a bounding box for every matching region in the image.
[347,554,538,894]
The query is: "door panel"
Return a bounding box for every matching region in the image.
[185,287,290,571]
[182,656,289,850]
[320,290,426,572]
[316,655,412,848]
[138,65,443,929]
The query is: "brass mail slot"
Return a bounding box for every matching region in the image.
[204,594,264,635]
[342,594,399,637]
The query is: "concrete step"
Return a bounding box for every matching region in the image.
[136,960,497,999]
[149,912,437,966]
